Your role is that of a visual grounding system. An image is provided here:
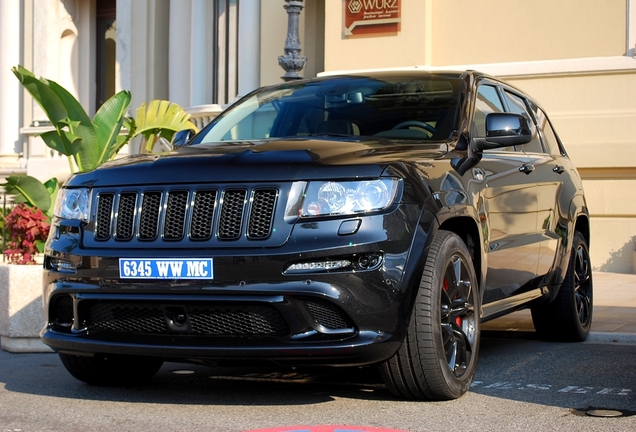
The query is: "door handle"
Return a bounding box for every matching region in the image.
[519,164,535,175]
[553,165,565,174]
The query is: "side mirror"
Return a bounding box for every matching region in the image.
[474,113,533,151]
[172,129,196,149]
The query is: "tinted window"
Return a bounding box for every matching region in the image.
[531,104,564,156]
[474,85,505,137]
[195,76,463,144]
[503,90,544,153]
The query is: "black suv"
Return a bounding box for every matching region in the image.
[43,70,592,400]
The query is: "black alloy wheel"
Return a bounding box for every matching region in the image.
[441,254,477,378]
[380,230,480,400]
[531,230,593,341]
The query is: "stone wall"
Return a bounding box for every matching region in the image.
[0,264,52,353]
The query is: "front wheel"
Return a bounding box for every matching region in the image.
[379,230,480,400]
[59,353,163,386]
[531,231,593,341]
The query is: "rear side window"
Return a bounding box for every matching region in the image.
[532,104,565,156]
[502,90,544,153]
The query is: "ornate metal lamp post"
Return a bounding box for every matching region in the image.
[278,0,307,81]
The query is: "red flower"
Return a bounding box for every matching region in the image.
[3,203,50,265]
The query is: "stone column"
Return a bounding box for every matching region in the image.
[190,0,207,106]
[238,0,261,96]
[168,0,192,107]
[629,0,636,57]
[0,0,22,160]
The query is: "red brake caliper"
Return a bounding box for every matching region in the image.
[444,278,462,327]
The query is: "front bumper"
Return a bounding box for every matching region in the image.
[42,207,430,367]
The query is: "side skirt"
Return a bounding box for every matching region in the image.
[481,287,547,322]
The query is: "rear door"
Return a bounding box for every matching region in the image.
[524,101,582,282]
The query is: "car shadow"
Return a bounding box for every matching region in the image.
[0,349,390,406]
[1,327,634,412]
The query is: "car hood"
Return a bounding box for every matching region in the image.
[65,137,449,187]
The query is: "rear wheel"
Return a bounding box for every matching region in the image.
[379,230,480,400]
[59,353,163,386]
[531,231,593,341]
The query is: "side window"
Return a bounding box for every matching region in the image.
[532,105,564,156]
[474,85,505,137]
[502,90,544,153]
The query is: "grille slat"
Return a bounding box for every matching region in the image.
[115,193,137,240]
[139,192,162,240]
[95,186,276,244]
[190,190,217,240]
[95,194,114,240]
[163,191,189,240]
[219,190,247,240]
[248,189,277,239]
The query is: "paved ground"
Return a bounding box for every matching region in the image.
[482,271,636,344]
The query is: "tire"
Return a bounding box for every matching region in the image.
[531,231,593,342]
[59,353,163,386]
[379,230,480,400]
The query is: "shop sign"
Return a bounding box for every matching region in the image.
[344,0,401,37]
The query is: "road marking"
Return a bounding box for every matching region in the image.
[472,381,632,396]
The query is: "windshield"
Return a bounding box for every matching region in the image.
[194,75,463,144]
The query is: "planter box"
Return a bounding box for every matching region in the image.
[0,263,52,352]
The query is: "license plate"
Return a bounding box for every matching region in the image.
[119,258,214,280]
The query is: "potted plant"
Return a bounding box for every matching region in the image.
[0,201,53,352]
[0,175,55,352]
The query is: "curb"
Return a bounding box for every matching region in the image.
[585,332,636,346]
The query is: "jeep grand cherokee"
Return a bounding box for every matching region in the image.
[42,70,592,400]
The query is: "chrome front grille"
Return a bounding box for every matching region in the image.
[94,187,278,243]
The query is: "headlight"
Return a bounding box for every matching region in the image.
[286,178,399,218]
[54,188,91,221]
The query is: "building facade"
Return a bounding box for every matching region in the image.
[0,0,634,273]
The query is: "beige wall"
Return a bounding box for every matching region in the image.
[260,5,289,86]
[325,0,627,70]
[322,0,636,273]
[431,0,626,65]
[505,72,636,273]
[504,73,636,170]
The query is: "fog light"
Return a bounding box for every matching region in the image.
[357,253,383,270]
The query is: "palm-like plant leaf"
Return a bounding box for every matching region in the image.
[12,65,68,125]
[92,90,132,168]
[13,65,135,173]
[42,178,60,218]
[2,175,52,213]
[135,100,199,152]
[38,130,82,157]
[45,80,98,172]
